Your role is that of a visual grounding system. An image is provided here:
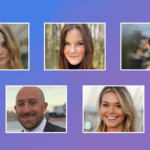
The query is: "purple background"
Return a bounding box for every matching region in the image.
[1,0,149,149]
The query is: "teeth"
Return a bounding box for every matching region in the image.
[107,117,117,120]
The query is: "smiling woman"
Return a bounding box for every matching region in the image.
[59,24,94,69]
[95,87,137,132]
[0,24,23,69]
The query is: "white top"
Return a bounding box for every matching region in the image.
[23,117,47,132]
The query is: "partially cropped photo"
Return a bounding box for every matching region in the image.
[0,23,29,70]
[45,23,105,70]
[121,23,150,70]
[6,86,67,133]
[83,86,144,133]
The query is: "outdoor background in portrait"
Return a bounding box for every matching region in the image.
[6,86,67,132]
[0,0,150,150]
[1,24,29,69]
[45,23,105,69]
[121,23,150,70]
[83,86,144,132]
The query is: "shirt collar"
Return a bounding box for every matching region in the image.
[23,117,47,133]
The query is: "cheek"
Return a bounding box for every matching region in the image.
[64,47,69,54]
[5,48,10,57]
[64,48,67,52]
[118,110,125,117]
[99,107,106,116]
[16,109,21,116]
[79,48,85,54]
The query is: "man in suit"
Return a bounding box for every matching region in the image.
[14,86,66,132]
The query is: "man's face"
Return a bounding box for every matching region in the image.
[14,87,48,132]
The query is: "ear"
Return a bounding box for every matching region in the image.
[14,106,16,111]
[43,102,48,112]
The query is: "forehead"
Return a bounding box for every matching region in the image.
[65,29,83,40]
[16,87,42,101]
[102,92,120,103]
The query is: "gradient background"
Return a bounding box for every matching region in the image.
[0,0,149,150]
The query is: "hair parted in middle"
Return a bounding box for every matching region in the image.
[59,24,94,69]
[0,24,23,69]
[95,86,137,132]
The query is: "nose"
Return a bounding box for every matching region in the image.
[70,45,76,53]
[23,103,30,113]
[108,106,115,114]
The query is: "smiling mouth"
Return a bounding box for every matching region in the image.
[70,56,78,59]
[0,57,5,60]
[106,116,118,120]
[21,113,36,119]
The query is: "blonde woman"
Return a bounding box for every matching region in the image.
[0,24,23,69]
[96,87,137,132]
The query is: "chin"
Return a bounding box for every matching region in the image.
[70,62,79,65]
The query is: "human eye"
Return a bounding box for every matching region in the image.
[65,42,69,45]
[78,42,84,45]
[17,102,24,107]
[2,41,7,48]
[102,104,108,107]
[29,100,37,106]
[116,105,121,108]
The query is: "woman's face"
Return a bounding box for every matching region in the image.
[100,92,125,131]
[64,29,85,65]
[0,32,9,69]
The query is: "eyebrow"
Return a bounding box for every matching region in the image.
[16,98,37,102]
[16,99,24,103]
[102,101,121,104]
[77,40,83,42]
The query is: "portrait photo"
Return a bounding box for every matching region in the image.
[83,85,144,133]
[121,23,150,70]
[45,23,105,70]
[0,23,29,70]
[6,86,67,133]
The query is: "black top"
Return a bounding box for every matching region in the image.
[68,63,81,69]
[44,121,66,132]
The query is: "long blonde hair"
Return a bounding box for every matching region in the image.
[0,24,23,69]
[96,87,137,132]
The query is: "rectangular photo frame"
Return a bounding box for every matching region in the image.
[120,22,150,71]
[0,23,30,70]
[44,22,106,71]
[83,85,145,133]
[6,85,67,133]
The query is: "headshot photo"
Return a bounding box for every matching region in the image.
[83,86,144,133]
[121,23,150,70]
[0,23,29,70]
[45,23,105,70]
[6,86,67,133]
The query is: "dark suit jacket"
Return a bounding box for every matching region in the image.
[44,121,66,132]
[22,121,66,132]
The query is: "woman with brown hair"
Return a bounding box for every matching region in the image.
[96,87,137,132]
[59,24,94,69]
[0,24,23,69]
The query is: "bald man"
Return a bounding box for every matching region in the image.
[14,86,66,132]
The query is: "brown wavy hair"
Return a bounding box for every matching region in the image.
[0,24,23,69]
[59,24,94,69]
[95,87,137,132]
